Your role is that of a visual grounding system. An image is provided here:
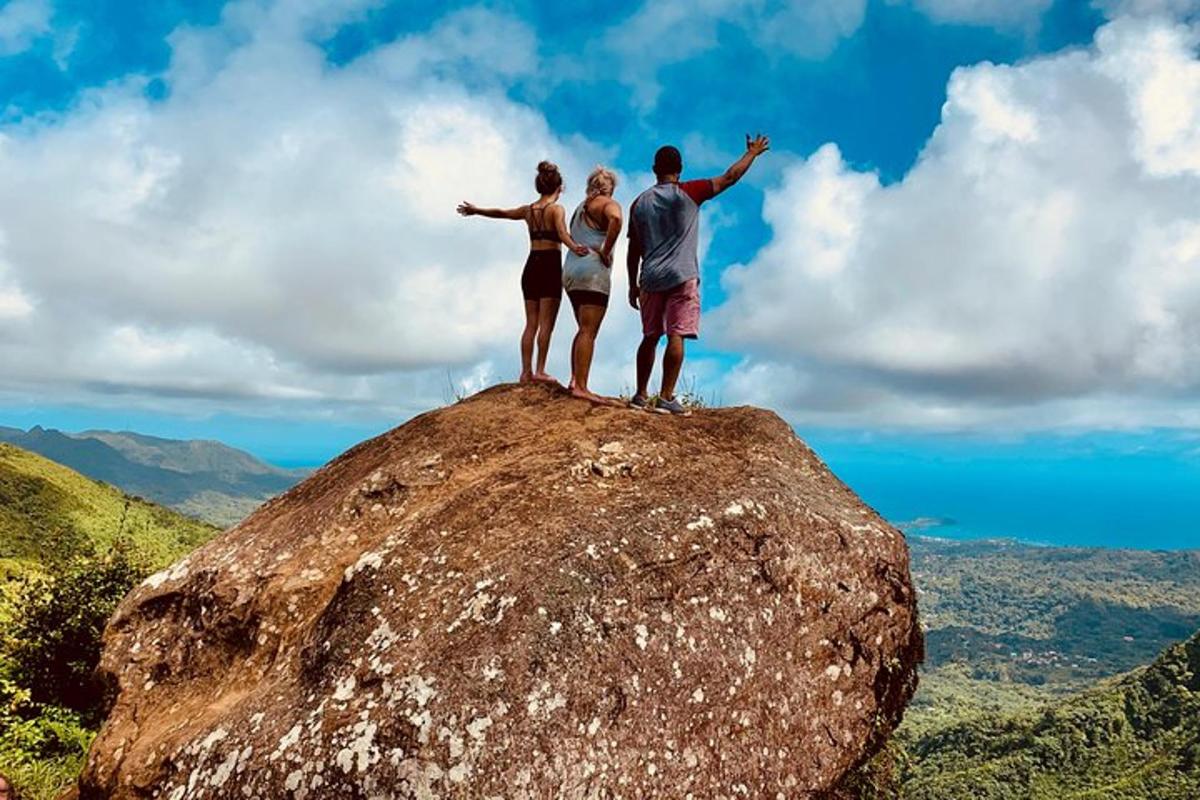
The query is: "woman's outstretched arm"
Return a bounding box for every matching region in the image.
[457,202,527,220]
[551,205,590,256]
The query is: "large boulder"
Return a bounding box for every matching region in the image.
[76,384,923,799]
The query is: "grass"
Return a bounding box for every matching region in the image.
[619,373,718,410]
[0,750,91,800]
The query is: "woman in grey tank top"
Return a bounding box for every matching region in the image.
[564,166,623,404]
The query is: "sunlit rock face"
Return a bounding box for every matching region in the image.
[76,383,923,799]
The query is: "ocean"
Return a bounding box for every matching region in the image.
[807,431,1200,551]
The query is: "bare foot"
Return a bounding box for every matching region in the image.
[519,371,535,383]
[533,372,561,386]
[572,387,625,407]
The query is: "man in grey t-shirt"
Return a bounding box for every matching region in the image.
[627,135,770,414]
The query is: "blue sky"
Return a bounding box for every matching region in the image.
[0,0,1197,547]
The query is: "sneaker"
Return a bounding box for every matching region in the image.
[655,396,691,416]
[630,394,668,414]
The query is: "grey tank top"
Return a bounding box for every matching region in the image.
[562,200,611,295]
[629,182,701,293]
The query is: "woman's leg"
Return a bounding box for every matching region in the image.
[567,297,584,390]
[520,299,538,382]
[533,295,561,381]
[571,303,606,396]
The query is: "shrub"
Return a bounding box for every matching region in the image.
[6,543,148,725]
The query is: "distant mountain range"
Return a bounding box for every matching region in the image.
[0,426,309,527]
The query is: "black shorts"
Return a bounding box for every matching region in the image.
[521,250,562,301]
[568,289,609,312]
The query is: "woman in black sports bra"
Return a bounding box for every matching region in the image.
[458,161,590,384]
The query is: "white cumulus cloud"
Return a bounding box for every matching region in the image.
[0,1,628,419]
[713,14,1200,429]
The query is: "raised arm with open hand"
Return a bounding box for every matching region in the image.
[711,133,770,196]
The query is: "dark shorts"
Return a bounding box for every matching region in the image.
[521,250,562,301]
[568,289,609,313]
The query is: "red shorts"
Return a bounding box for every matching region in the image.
[640,279,700,339]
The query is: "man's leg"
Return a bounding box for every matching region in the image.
[660,334,685,399]
[635,288,664,400]
[636,335,658,398]
[660,279,700,400]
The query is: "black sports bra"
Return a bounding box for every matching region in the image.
[527,204,560,243]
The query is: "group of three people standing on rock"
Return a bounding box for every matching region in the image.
[458,134,770,415]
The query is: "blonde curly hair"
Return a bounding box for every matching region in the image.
[586,166,618,198]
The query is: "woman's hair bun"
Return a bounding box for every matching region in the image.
[535,160,563,194]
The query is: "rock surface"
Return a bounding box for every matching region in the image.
[76,383,923,799]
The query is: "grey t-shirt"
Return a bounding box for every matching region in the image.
[629,179,714,293]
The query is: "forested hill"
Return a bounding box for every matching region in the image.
[902,629,1200,799]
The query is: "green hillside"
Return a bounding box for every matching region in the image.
[0,443,220,800]
[885,538,1200,800]
[901,630,1200,799]
[0,442,216,570]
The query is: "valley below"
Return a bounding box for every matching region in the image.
[890,536,1200,798]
